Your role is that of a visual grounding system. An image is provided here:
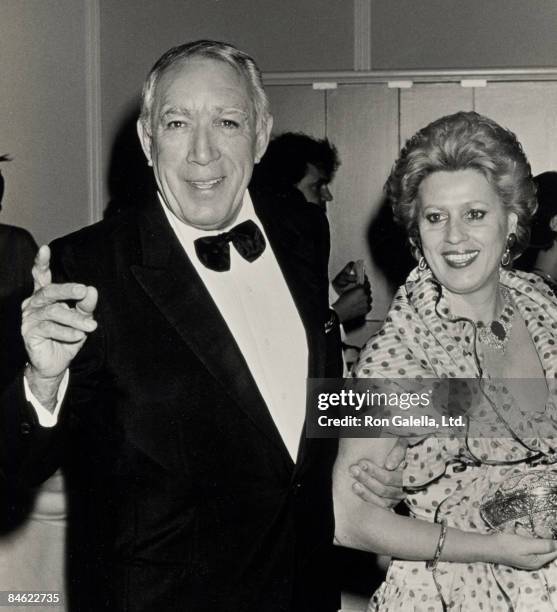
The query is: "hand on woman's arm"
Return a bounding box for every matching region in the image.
[333,437,557,570]
[347,437,407,508]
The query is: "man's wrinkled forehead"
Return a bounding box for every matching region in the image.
[152,56,256,120]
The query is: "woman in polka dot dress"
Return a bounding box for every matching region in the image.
[333,112,557,611]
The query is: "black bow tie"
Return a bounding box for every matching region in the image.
[194,220,266,272]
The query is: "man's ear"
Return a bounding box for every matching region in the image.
[254,114,273,164]
[137,118,153,166]
[549,214,557,233]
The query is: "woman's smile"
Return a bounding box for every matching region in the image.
[442,250,480,268]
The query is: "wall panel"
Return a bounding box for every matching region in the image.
[400,84,473,146]
[371,0,557,70]
[475,82,557,175]
[326,84,399,339]
[0,0,89,245]
[99,0,352,204]
[266,86,326,137]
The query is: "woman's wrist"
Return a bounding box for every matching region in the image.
[439,529,497,565]
[473,532,499,564]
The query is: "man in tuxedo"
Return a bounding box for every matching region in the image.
[1,40,344,612]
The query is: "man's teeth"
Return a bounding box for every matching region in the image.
[189,178,223,189]
[444,252,477,263]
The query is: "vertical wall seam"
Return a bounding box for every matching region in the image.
[354,0,372,71]
[397,88,402,150]
[324,90,328,138]
[85,0,102,223]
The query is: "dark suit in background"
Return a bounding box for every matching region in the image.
[0,224,37,390]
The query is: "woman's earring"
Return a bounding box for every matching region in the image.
[418,256,428,271]
[501,232,517,267]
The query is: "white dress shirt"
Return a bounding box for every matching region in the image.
[29,191,308,460]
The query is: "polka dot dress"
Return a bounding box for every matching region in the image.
[355,268,557,611]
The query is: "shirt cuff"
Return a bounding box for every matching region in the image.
[24,370,69,428]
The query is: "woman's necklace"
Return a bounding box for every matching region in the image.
[476,287,515,353]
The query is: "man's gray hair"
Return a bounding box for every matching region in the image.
[139,39,270,130]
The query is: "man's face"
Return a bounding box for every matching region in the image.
[295,163,333,209]
[138,57,272,230]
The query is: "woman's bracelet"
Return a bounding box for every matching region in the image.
[426,518,448,571]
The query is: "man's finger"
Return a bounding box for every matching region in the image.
[32,245,52,291]
[24,302,97,333]
[75,286,98,316]
[29,320,88,344]
[351,482,399,508]
[384,437,408,470]
[349,463,404,497]
[27,283,89,308]
[355,460,404,487]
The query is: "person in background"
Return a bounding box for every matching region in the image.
[514,171,557,292]
[367,197,415,292]
[251,132,372,328]
[0,156,66,611]
[335,111,557,610]
[0,155,37,389]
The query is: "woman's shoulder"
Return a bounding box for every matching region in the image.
[504,268,557,302]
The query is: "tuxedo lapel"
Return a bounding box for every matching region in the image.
[130,202,294,468]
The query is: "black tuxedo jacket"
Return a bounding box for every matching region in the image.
[1,192,342,612]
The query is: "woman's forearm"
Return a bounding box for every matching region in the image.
[334,499,490,564]
[333,440,557,570]
[333,437,494,564]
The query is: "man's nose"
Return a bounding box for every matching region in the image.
[445,217,467,243]
[321,186,333,203]
[187,126,220,165]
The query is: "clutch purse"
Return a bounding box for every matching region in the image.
[480,467,557,538]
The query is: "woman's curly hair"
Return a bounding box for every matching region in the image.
[385,111,537,260]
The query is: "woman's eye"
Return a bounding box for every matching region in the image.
[425,212,442,223]
[467,209,486,220]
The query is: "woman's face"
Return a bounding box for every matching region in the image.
[417,169,517,301]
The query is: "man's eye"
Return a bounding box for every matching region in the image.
[467,209,486,220]
[167,120,186,129]
[218,119,240,129]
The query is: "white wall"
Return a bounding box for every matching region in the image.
[3,0,557,243]
[371,0,557,70]
[98,0,353,206]
[0,0,90,245]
